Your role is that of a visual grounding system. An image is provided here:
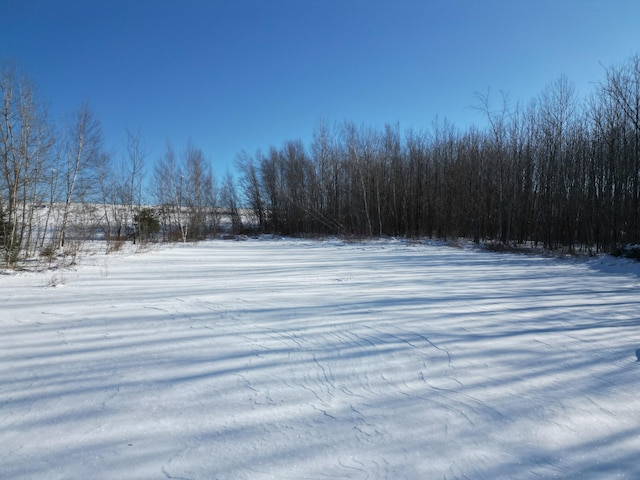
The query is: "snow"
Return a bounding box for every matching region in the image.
[1,238,639,479]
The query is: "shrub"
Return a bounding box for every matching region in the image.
[134,208,160,242]
[611,244,640,261]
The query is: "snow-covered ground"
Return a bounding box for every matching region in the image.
[2,238,639,479]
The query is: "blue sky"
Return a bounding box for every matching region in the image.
[2,0,639,175]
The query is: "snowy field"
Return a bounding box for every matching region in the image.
[2,238,639,479]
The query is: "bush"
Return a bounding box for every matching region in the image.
[610,244,640,261]
[134,208,160,242]
[0,205,19,266]
[40,244,58,264]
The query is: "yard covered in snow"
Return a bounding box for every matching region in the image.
[1,238,639,479]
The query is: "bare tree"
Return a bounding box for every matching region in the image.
[152,142,184,241]
[310,121,346,234]
[220,170,242,233]
[120,128,147,243]
[0,62,55,266]
[150,142,218,242]
[603,55,640,243]
[343,122,375,236]
[183,143,217,239]
[236,150,265,231]
[58,101,103,249]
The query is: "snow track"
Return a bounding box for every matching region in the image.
[1,239,639,479]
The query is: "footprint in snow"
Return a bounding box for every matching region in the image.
[636,349,640,361]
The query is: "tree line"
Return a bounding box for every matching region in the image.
[2,54,640,267]
[0,60,221,267]
[237,55,640,254]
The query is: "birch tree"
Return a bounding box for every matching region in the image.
[0,62,54,266]
[58,102,103,248]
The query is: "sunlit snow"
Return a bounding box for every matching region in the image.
[2,238,639,479]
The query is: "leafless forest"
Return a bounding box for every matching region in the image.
[2,55,640,267]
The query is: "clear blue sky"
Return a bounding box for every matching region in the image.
[2,0,639,175]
